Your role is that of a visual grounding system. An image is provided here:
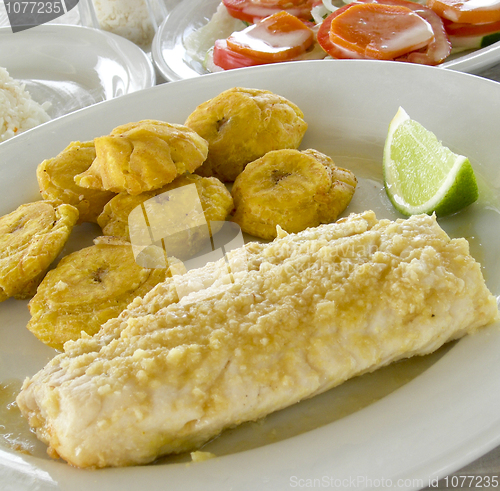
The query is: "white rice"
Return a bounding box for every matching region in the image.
[93,0,161,47]
[0,67,51,143]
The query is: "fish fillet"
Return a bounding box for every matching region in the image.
[16,211,498,468]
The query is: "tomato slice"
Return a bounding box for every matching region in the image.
[392,0,452,63]
[442,17,500,46]
[213,39,272,69]
[226,11,314,61]
[222,0,315,23]
[328,3,435,60]
[443,17,500,34]
[427,0,500,24]
[317,0,451,65]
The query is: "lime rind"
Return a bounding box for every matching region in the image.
[383,107,479,217]
[432,157,479,216]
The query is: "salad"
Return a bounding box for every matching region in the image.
[184,0,500,71]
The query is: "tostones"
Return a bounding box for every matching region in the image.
[26,236,170,350]
[0,200,79,301]
[231,148,357,240]
[97,174,234,258]
[74,120,209,195]
[184,87,308,182]
[36,140,115,223]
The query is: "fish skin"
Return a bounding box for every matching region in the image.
[16,211,498,468]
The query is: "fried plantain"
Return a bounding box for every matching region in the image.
[231,148,357,240]
[0,200,79,301]
[27,236,170,350]
[184,87,308,182]
[36,141,116,223]
[74,120,209,195]
[98,173,234,242]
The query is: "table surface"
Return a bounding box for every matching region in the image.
[1,3,500,489]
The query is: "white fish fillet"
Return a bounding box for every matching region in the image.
[16,211,498,468]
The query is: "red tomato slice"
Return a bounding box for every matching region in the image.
[222,0,315,23]
[389,0,452,64]
[226,11,314,61]
[317,0,451,65]
[328,3,435,60]
[427,0,500,24]
[443,17,500,35]
[441,17,500,47]
[213,39,273,69]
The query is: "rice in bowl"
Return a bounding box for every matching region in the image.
[92,0,160,47]
[0,67,51,143]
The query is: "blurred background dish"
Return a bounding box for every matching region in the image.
[0,0,178,53]
[0,24,156,120]
[78,0,167,51]
[78,0,182,53]
[151,0,500,82]
[152,0,223,81]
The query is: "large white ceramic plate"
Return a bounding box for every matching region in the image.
[151,0,500,81]
[1,60,500,491]
[0,24,156,119]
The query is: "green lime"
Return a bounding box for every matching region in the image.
[383,107,478,217]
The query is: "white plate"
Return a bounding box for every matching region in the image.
[441,41,500,73]
[0,24,156,119]
[1,60,500,491]
[151,0,500,81]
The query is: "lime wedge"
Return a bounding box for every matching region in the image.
[383,107,478,217]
